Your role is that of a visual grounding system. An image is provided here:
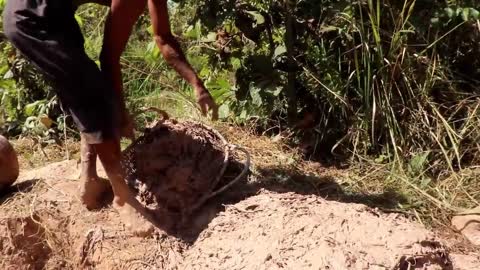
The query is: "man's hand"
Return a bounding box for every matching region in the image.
[195,85,218,120]
[148,0,218,121]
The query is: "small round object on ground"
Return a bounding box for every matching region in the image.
[0,135,19,191]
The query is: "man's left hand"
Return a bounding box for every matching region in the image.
[195,85,218,121]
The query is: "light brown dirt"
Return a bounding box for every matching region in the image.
[0,214,52,269]
[452,208,480,246]
[180,191,480,270]
[0,160,479,270]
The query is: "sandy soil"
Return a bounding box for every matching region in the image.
[0,160,479,270]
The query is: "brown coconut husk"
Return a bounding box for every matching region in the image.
[0,135,19,191]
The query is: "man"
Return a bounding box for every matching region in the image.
[3,0,218,235]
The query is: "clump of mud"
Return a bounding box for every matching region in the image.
[0,215,52,270]
[122,120,229,222]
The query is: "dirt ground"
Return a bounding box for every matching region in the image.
[0,158,479,270]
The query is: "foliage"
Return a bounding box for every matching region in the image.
[1,0,480,177]
[173,0,480,175]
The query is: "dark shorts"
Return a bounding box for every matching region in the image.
[2,0,119,144]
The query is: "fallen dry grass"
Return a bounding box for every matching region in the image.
[11,137,80,170]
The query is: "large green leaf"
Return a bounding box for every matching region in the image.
[202,32,217,42]
[274,45,287,58]
[24,101,41,117]
[184,21,202,39]
[444,7,455,18]
[461,8,470,21]
[470,8,479,20]
[250,86,263,106]
[75,14,84,28]
[245,11,265,25]
[146,41,161,60]
[230,57,242,70]
[408,151,430,177]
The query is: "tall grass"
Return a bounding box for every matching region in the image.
[296,0,480,218]
[300,1,480,169]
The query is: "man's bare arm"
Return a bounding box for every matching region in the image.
[100,0,147,138]
[148,0,217,118]
[147,0,205,94]
[100,0,146,94]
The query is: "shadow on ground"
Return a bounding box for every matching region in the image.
[0,179,40,203]
[173,163,409,243]
[254,166,408,211]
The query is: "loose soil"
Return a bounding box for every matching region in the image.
[1,123,479,269]
[1,159,479,270]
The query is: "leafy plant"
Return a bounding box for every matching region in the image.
[1,0,480,177]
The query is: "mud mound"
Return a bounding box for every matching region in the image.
[180,190,478,270]
[122,120,233,222]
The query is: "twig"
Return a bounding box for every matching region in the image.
[64,113,70,160]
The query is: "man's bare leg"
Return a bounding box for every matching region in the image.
[93,138,154,237]
[79,135,111,210]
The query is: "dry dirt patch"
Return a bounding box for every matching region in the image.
[180,190,479,270]
[0,160,479,269]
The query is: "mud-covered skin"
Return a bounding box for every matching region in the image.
[80,177,112,210]
[79,138,104,210]
[0,135,19,191]
[112,195,156,237]
[79,135,155,236]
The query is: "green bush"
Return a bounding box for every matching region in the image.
[1,0,480,175]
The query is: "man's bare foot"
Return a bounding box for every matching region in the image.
[80,177,113,210]
[91,137,156,237]
[113,195,155,237]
